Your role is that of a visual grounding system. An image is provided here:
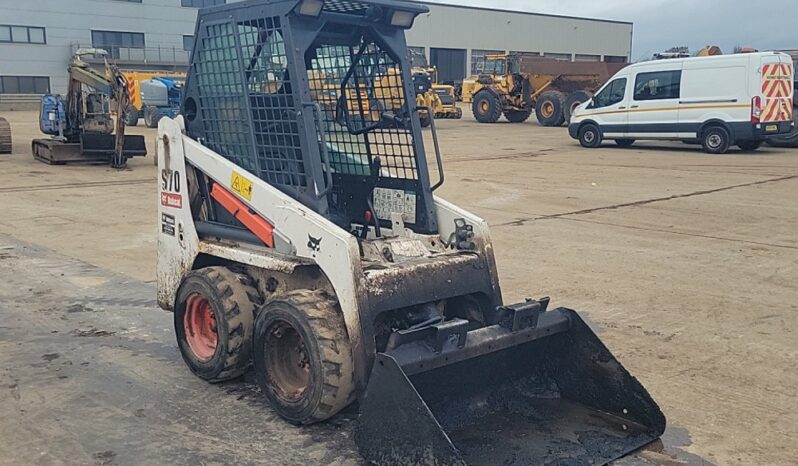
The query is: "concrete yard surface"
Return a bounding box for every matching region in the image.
[0,110,796,465]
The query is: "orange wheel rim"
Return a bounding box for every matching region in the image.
[184,293,217,362]
[264,320,310,402]
[541,102,554,118]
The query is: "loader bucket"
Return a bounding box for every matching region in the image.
[355,308,665,465]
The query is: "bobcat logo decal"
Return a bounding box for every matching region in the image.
[307,234,322,253]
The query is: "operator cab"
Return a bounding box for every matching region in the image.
[182,0,440,240]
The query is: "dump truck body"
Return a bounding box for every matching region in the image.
[466,54,627,126]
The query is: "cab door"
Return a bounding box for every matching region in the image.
[627,67,683,138]
[584,76,629,137]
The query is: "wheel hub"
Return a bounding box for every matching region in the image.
[541,102,554,118]
[584,131,595,143]
[265,320,310,402]
[479,101,490,113]
[184,293,218,362]
[708,134,722,148]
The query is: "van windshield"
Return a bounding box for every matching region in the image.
[593,78,627,108]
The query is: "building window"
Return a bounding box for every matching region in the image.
[181,0,225,7]
[0,25,46,44]
[0,76,51,94]
[575,54,601,62]
[91,30,145,59]
[471,49,503,74]
[634,71,681,101]
[543,52,572,61]
[604,55,628,63]
[183,35,194,51]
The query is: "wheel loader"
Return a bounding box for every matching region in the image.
[464,53,626,127]
[157,1,665,464]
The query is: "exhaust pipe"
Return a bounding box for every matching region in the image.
[355,305,665,465]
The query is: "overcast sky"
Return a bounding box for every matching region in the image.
[434,0,796,61]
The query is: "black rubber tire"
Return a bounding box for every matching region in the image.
[564,91,593,123]
[471,90,502,123]
[503,109,532,123]
[578,124,602,148]
[174,267,258,383]
[253,290,355,425]
[701,126,731,154]
[535,90,566,126]
[124,106,139,127]
[419,112,432,128]
[143,106,163,128]
[737,140,762,152]
[615,138,635,147]
[766,115,798,147]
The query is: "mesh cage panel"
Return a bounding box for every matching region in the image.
[240,18,306,188]
[323,0,370,15]
[195,22,255,172]
[307,39,418,181]
[195,18,306,191]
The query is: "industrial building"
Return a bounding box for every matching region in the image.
[0,0,632,97]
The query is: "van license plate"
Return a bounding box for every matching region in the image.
[766,125,778,132]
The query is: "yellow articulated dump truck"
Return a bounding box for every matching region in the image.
[463,53,626,126]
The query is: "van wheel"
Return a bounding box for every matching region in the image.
[578,124,602,148]
[737,140,762,152]
[701,126,731,154]
[615,139,635,147]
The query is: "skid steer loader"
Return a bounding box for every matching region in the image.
[157,1,665,464]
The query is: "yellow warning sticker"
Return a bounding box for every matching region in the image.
[230,171,253,201]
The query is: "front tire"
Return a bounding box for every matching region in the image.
[578,124,602,148]
[471,90,502,123]
[124,106,139,126]
[253,290,355,425]
[144,106,163,128]
[701,126,731,154]
[174,267,257,383]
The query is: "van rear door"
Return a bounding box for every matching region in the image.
[627,65,683,138]
[758,54,793,127]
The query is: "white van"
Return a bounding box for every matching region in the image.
[569,52,794,153]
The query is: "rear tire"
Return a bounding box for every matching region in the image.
[174,267,257,383]
[253,290,355,425]
[737,140,762,152]
[564,91,593,123]
[578,124,602,148]
[701,126,731,154]
[535,90,566,126]
[615,138,635,147]
[471,90,502,123]
[124,106,139,127]
[504,109,532,123]
[144,106,163,128]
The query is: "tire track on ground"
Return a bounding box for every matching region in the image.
[495,174,798,227]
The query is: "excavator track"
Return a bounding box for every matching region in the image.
[0,117,11,154]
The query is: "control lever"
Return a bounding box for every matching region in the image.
[362,156,382,239]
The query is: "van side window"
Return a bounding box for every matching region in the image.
[593,78,627,108]
[634,71,681,101]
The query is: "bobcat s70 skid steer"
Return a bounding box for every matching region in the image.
[157,0,665,464]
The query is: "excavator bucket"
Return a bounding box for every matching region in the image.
[355,307,665,465]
